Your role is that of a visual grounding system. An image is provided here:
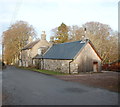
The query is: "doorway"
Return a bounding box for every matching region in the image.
[93,61,98,72]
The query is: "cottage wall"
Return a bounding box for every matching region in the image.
[73,43,101,72]
[20,40,50,67]
[44,59,70,73]
[70,62,79,73]
[31,40,50,58]
[21,49,33,67]
[43,59,79,74]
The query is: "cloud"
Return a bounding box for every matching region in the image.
[0,0,118,34]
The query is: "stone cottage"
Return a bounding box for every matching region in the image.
[34,39,102,74]
[19,31,51,67]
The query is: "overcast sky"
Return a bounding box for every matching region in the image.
[0,0,119,42]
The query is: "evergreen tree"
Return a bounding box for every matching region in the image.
[55,23,69,43]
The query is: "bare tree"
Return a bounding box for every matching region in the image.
[82,22,118,63]
[2,21,36,65]
[51,21,118,63]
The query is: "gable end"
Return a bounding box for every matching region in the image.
[73,41,102,60]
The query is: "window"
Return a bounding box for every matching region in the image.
[27,50,30,57]
[38,48,42,55]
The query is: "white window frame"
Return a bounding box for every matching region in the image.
[38,48,42,55]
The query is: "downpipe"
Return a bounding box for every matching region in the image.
[69,60,73,74]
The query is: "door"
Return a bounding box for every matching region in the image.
[93,62,98,72]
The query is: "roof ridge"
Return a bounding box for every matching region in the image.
[22,39,40,50]
[54,40,82,45]
[26,39,40,45]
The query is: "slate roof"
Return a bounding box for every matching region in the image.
[22,40,40,50]
[34,40,88,60]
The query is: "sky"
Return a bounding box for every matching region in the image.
[0,0,119,54]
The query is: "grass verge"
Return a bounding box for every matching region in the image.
[18,66,69,75]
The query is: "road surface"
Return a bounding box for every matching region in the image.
[2,66,119,105]
[0,71,2,106]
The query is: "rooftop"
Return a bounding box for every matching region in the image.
[22,40,40,50]
[34,40,88,59]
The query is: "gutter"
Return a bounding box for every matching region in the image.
[69,60,74,74]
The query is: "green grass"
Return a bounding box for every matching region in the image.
[18,67,69,75]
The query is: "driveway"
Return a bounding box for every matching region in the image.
[55,71,120,92]
[2,66,119,105]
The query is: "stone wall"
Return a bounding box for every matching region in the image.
[44,59,69,73]
[70,62,79,73]
[21,49,33,67]
[43,59,78,74]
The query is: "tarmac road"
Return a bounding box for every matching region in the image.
[0,71,2,106]
[2,66,119,105]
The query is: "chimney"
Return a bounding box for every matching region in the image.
[84,27,89,40]
[80,27,89,43]
[41,31,46,40]
[50,36,54,43]
[28,36,33,43]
